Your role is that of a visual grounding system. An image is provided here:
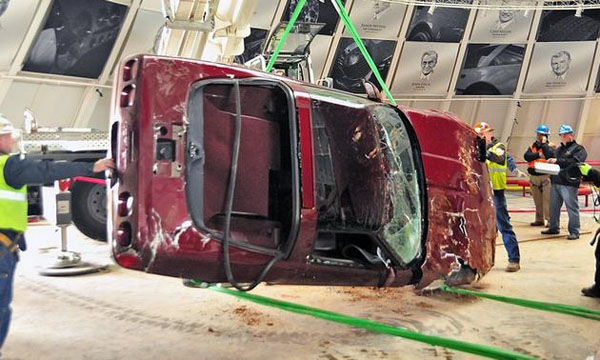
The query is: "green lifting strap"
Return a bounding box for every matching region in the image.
[203,284,535,360]
[331,0,397,106]
[265,0,307,73]
[441,285,600,321]
[265,0,397,106]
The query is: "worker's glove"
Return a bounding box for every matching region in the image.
[579,163,592,176]
[517,169,527,178]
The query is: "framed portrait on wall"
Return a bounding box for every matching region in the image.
[523,42,596,94]
[344,0,406,39]
[405,5,470,42]
[329,37,396,93]
[22,0,127,79]
[455,44,525,95]
[391,42,459,95]
[470,6,534,43]
[537,9,600,42]
[0,0,40,71]
[281,0,346,36]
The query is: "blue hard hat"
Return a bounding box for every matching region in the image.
[558,124,574,135]
[536,124,550,135]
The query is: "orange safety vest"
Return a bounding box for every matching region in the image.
[527,142,554,169]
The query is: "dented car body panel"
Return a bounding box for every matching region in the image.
[109,55,495,288]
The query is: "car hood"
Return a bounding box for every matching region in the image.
[399,107,496,286]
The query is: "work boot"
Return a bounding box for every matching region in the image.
[530,221,544,226]
[567,234,579,240]
[581,284,600,298]
[541,229,559,235]
[506,262,520,272]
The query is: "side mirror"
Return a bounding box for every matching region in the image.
[23,108,37,134]
[317,77,333,88]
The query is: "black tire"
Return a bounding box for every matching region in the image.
[408,26,433,42]
[71,181,107,242]
[464,83,500,96]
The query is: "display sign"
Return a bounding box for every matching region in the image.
[0,0,38,71]
[250,0,279,30]
[236,28,269,64]
[329,37,396,93]
[391,42,459,95]
[456,44,525,95]
[470,6,534,43]
[22,0,127,79]
[282,0,346,36]
[537,9,600,42]
[311,35,334,79]
[344,0,405,39]
[524,42,596,94]
[406,5,470,42]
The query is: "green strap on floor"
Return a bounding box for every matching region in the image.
[265,0,306,72]
[205,284,534,360]
[331,0,397,106]
[441,285,600,321]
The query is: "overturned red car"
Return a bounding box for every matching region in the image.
[108,55,496,290]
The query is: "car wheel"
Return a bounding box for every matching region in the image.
[71,181,107,242]
[409,29,433,42]
[464,83,500,96]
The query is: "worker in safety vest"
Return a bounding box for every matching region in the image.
[523,125,556,227]
[0,114,113,348]
[474,122,520,272]
[579,163,600,298]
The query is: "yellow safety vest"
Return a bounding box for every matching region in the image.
[0,155,27,233]
[486,142,507,191]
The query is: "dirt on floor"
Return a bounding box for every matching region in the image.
[3,194,600,359]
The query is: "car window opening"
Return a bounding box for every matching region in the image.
[186,80,297,261]
[204,83,293,247]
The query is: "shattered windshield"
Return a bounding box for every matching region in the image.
[371,105,423,264]
[309,88,423,266]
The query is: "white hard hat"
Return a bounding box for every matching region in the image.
[0,114,15,135]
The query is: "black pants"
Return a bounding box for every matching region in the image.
[595,234,600,286]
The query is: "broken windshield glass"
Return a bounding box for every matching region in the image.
[309,89,424,266]
[371,105,423,264]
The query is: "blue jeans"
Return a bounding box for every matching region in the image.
[493,190,520,263]
[0,246,17,348]
[549,184,580,236]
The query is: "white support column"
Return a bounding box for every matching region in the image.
[190,0,221,59]
[574,36,600,143]
[72,0,143,128]
[0,0,53,107]
[440,0,478,112]
[386,3,414,92]
[320,0,354,81]
[499,0,543,145]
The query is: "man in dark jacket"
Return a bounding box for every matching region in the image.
[579,163,600,298]
[541,125,587,240]
[0,114,114,347]
[523,125,556,227]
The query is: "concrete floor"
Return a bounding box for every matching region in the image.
[3,192,600,360]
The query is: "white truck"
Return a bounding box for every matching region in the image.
[21,109,109,240]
